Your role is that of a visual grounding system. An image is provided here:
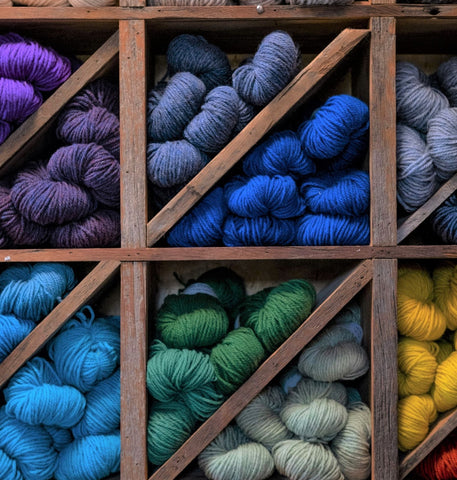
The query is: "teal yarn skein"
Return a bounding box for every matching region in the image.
[147,400,197,465]
[198,425,275,480]
[239,279,316,353]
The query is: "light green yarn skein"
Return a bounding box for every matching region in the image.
[147,400,197,465]
[280,378,348,442]
[156,292,229,349]
[331,402,371,480]
[147,340,223,420]
[236,386,295,450]
[239,279,316,353]
[298,324,369,382]
[273,439,344,480]
[210,327,266,395]
[198,425,275,480]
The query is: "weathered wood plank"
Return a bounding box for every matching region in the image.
[0,260,120,388]
[149,260,373,480]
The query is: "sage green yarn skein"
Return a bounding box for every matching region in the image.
[198,425,275,480]
[156,293,229,349]
[239,279,316,353]
[147,400,196,465]
[210,327,266,395]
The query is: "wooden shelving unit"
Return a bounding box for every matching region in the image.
[1,4,457,480]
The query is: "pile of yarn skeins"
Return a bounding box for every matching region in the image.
[167,93,370,247]
[195,301,371,480]
[397,58,457,243]
[396,262,457,466]
[146,266,320,468]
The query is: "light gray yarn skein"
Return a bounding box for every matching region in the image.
[396,61,449,133]
[437,57,457,107]
[397,123,438,213]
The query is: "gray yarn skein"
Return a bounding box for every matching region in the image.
[437,57,457,107]
[397,123,438,213]
[427,107,457,182]
[396,61,449,133]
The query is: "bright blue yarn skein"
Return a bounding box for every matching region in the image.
[225,175,306,219]
[0,314,35,361]
[296,213,370,245]
[47,306,120,393]
[0,263,76,322]
[432,193,457,243]
[4,357,86,429]
[233,31,300,107]
[243,130,315,179]
[223,215,296,246]
[167,34,232,91]
[54,431,120,480]
[147,72,207,142]
[45,426,73,452]
[298,94,369,170]
[167,188,227,247]
[299,169,370,217]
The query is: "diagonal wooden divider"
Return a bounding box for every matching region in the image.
[397,172,457,243]
[0,30,119,177]
[0,259,120,388]
[146,28,370,247]
[149,259,373,480]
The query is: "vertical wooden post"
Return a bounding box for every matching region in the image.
[372,259,398,480]
[370,17,396,246]
[120,19,149,480]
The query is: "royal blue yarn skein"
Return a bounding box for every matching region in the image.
[0,314,35,362]
[45,426,73,452]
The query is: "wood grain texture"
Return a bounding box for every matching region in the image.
[0,260,120,388]
[120,20,148,248]
[121,262,149,480]
[0,30,119,177]
[149,260,373,480]
[372,259,399,480]
[370,17,396,246]
[400,407,457,479]
[397,173,457,243]
[146,28,369,246]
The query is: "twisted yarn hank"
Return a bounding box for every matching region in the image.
[0,314,35,362]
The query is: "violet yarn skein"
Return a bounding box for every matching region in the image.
[0,77,43,123]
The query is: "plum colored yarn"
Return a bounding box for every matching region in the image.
[167,188,227,247]
[47,306,120,392]
[436,58,457,107]
[397,123,437,213]
[167,34,232,91]
[223,215,296,246]
[296,213,370,245]
[232,31,300,107]
[54,432,120,480]
[72,369,120,438]
[300,169,370,217]
[4,357,86,428]
[225,175,306,219]
[243,131,315,179]
[147,72,207,142]
[0,263,76,322]
[432,193,457,244]
[0,407,57,480]
[0,77,43,122]
[396,61,449,133]
[0,314,35,361]
[298,95,369,170]
[239,279,316,353]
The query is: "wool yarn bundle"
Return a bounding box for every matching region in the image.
[0,305,121,480]
[0,33,71,143]
[0,79,120,248]
[414,431,457,480]
[168,94,370,247]
[147,31,300,208]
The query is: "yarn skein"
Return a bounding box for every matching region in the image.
[431,351,457,412]
[433,262,457,330]
[415,431,457,480]
[432,193,457,244]
[437,57,457,106]
[0,314,35,361]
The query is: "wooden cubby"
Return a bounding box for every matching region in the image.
[2,4,457,480]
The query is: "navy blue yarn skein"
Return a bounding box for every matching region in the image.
[432,193,457,244]
[225,175,306,218]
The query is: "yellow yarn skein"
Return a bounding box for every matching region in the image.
[434,263,457,330]
[397,267,447,341]
[398,394,437,452]
[431,351,457,412]
[397,338,438,397]
[435,339,453,364]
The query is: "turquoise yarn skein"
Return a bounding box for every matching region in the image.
[0,314,35,361]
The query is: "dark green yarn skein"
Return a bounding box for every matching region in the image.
[156,293,229,349]
[239,279,316,353]
[210,327,266,395]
